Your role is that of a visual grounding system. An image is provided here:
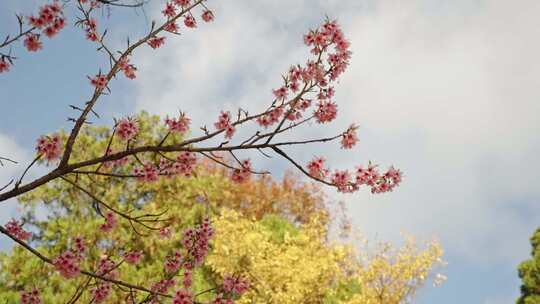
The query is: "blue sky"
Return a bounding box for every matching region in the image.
[1,1,540,303]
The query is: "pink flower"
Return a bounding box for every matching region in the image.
[162,2,177,18]
[223,275,250,295]
[182,270,192,288]
[172,289,193,304]
[90,74,107,89]
[341,126,358,149]
[167,151,197,177]
[0,58,10,73]
[165,113,190,133]
[4,219,32,241]
[118,57,136,79]
[314,101,337,123]
[184,15,197,28]
[133,162,159,182]
[331,170,354,193]
[52,250,80,279]
[124,250,143,264]
[24,34,43,52]
[165,22,179,33]
[231,159,252,183]
[173,0,191,8]
[182,217,214,266]
[201,10,214,22]
[307,157,328,179]
[148,36,166,49]
[256,106,284,128]
[73,236,86,255]
[36,133,62,161]
[20,288,41,304]
[99,211,117,232]
[116,118,139,141]
[164,251,182,272]
[151,279,176,294]
[159,227,172,239]
[91,283,111,303]
[214,111,235,139]
[272,86,288,101]
[97,257,118,279]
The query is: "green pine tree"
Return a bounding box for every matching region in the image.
[517,227,540,304]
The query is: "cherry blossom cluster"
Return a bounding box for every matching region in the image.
[103,149,130,168]
[182,217,214,266]
[118,56,137,79]
[25,1,66,51]
[36,134,62,161]
[82,18,98,42]
[89,74,107,89]
[214,111,235,139]
[116,118,139,141]
[160,0,215,36]
[0,58,10,73]
[133,162,159,182]
[123,250,143,264]
[307,157,329,179]
[151,278,176,295]
[166,152,198,177]
[4,218,32,240]
[91,283,111,303]
[164,250,183,272]
[165,113,191,134]
[340,126,358,149]
[231,159,252,183]
[222,275,250,296]
[20,288,41,304]
[52,250,81,279]
[172,289,193,304]
[99,211,118,232]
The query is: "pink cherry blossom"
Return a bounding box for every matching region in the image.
[231,159,252,183]
[272,86,288,101]
[165,113,191,133]
[214,111,235,139]
[307,157,328,179]
[173,0,191,8]
[314,101,337,123]
[133,162,159,182]
[90,74,107,89]
[124,250,143,264]
[91,283,111,303]
[172,289,193,304]
[52,250,80,278]
[20,288,41,304]
[159,227,172,239]
[184,15,197,28]
[73,236,86,255]
[99,211,117,232]
[223,275,250,295]
[0,58,10,73]
[36,134,62,161]
[201,10,214,22]
[151,279,176,294]
[341,126,358,149]
[4,219,32,240]
[182,269,192,288]
[165,250,182,272]
[118,57,136,79]
[116,118,139,141]
[148,36,166,49]
[24,34,43,52]
[162,2,177,18]
[165,22,179,33]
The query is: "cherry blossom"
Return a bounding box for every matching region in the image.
[23,34,43,52]
[307,157,328,179]
[89,74,107,89]
[162,2,177,18]
[124,250,143,264]
[36,134,62,161]
[341,126,358,149]
[165,250,182,272]
[214,111,235,139]
[20,288,41,304]
[184,15,197,28]
[116,118,139,141]
[91,283,111,303]
[314,101,337,123]
[118,57,137,79]
[231,159,252,183]
[0,58,10,73]
[201,10,214,22]
[99,211,117,232]
[165,113,191,133]
[4,219,32,240]
[172,289,193,304]
[148,36,166,49]
[133,162,159,182]
[223,275,250,295]
[272,86,288,101]
[173,0,191,8]
[52,250,81,278]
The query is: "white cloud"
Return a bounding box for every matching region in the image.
[131,0,540,299]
